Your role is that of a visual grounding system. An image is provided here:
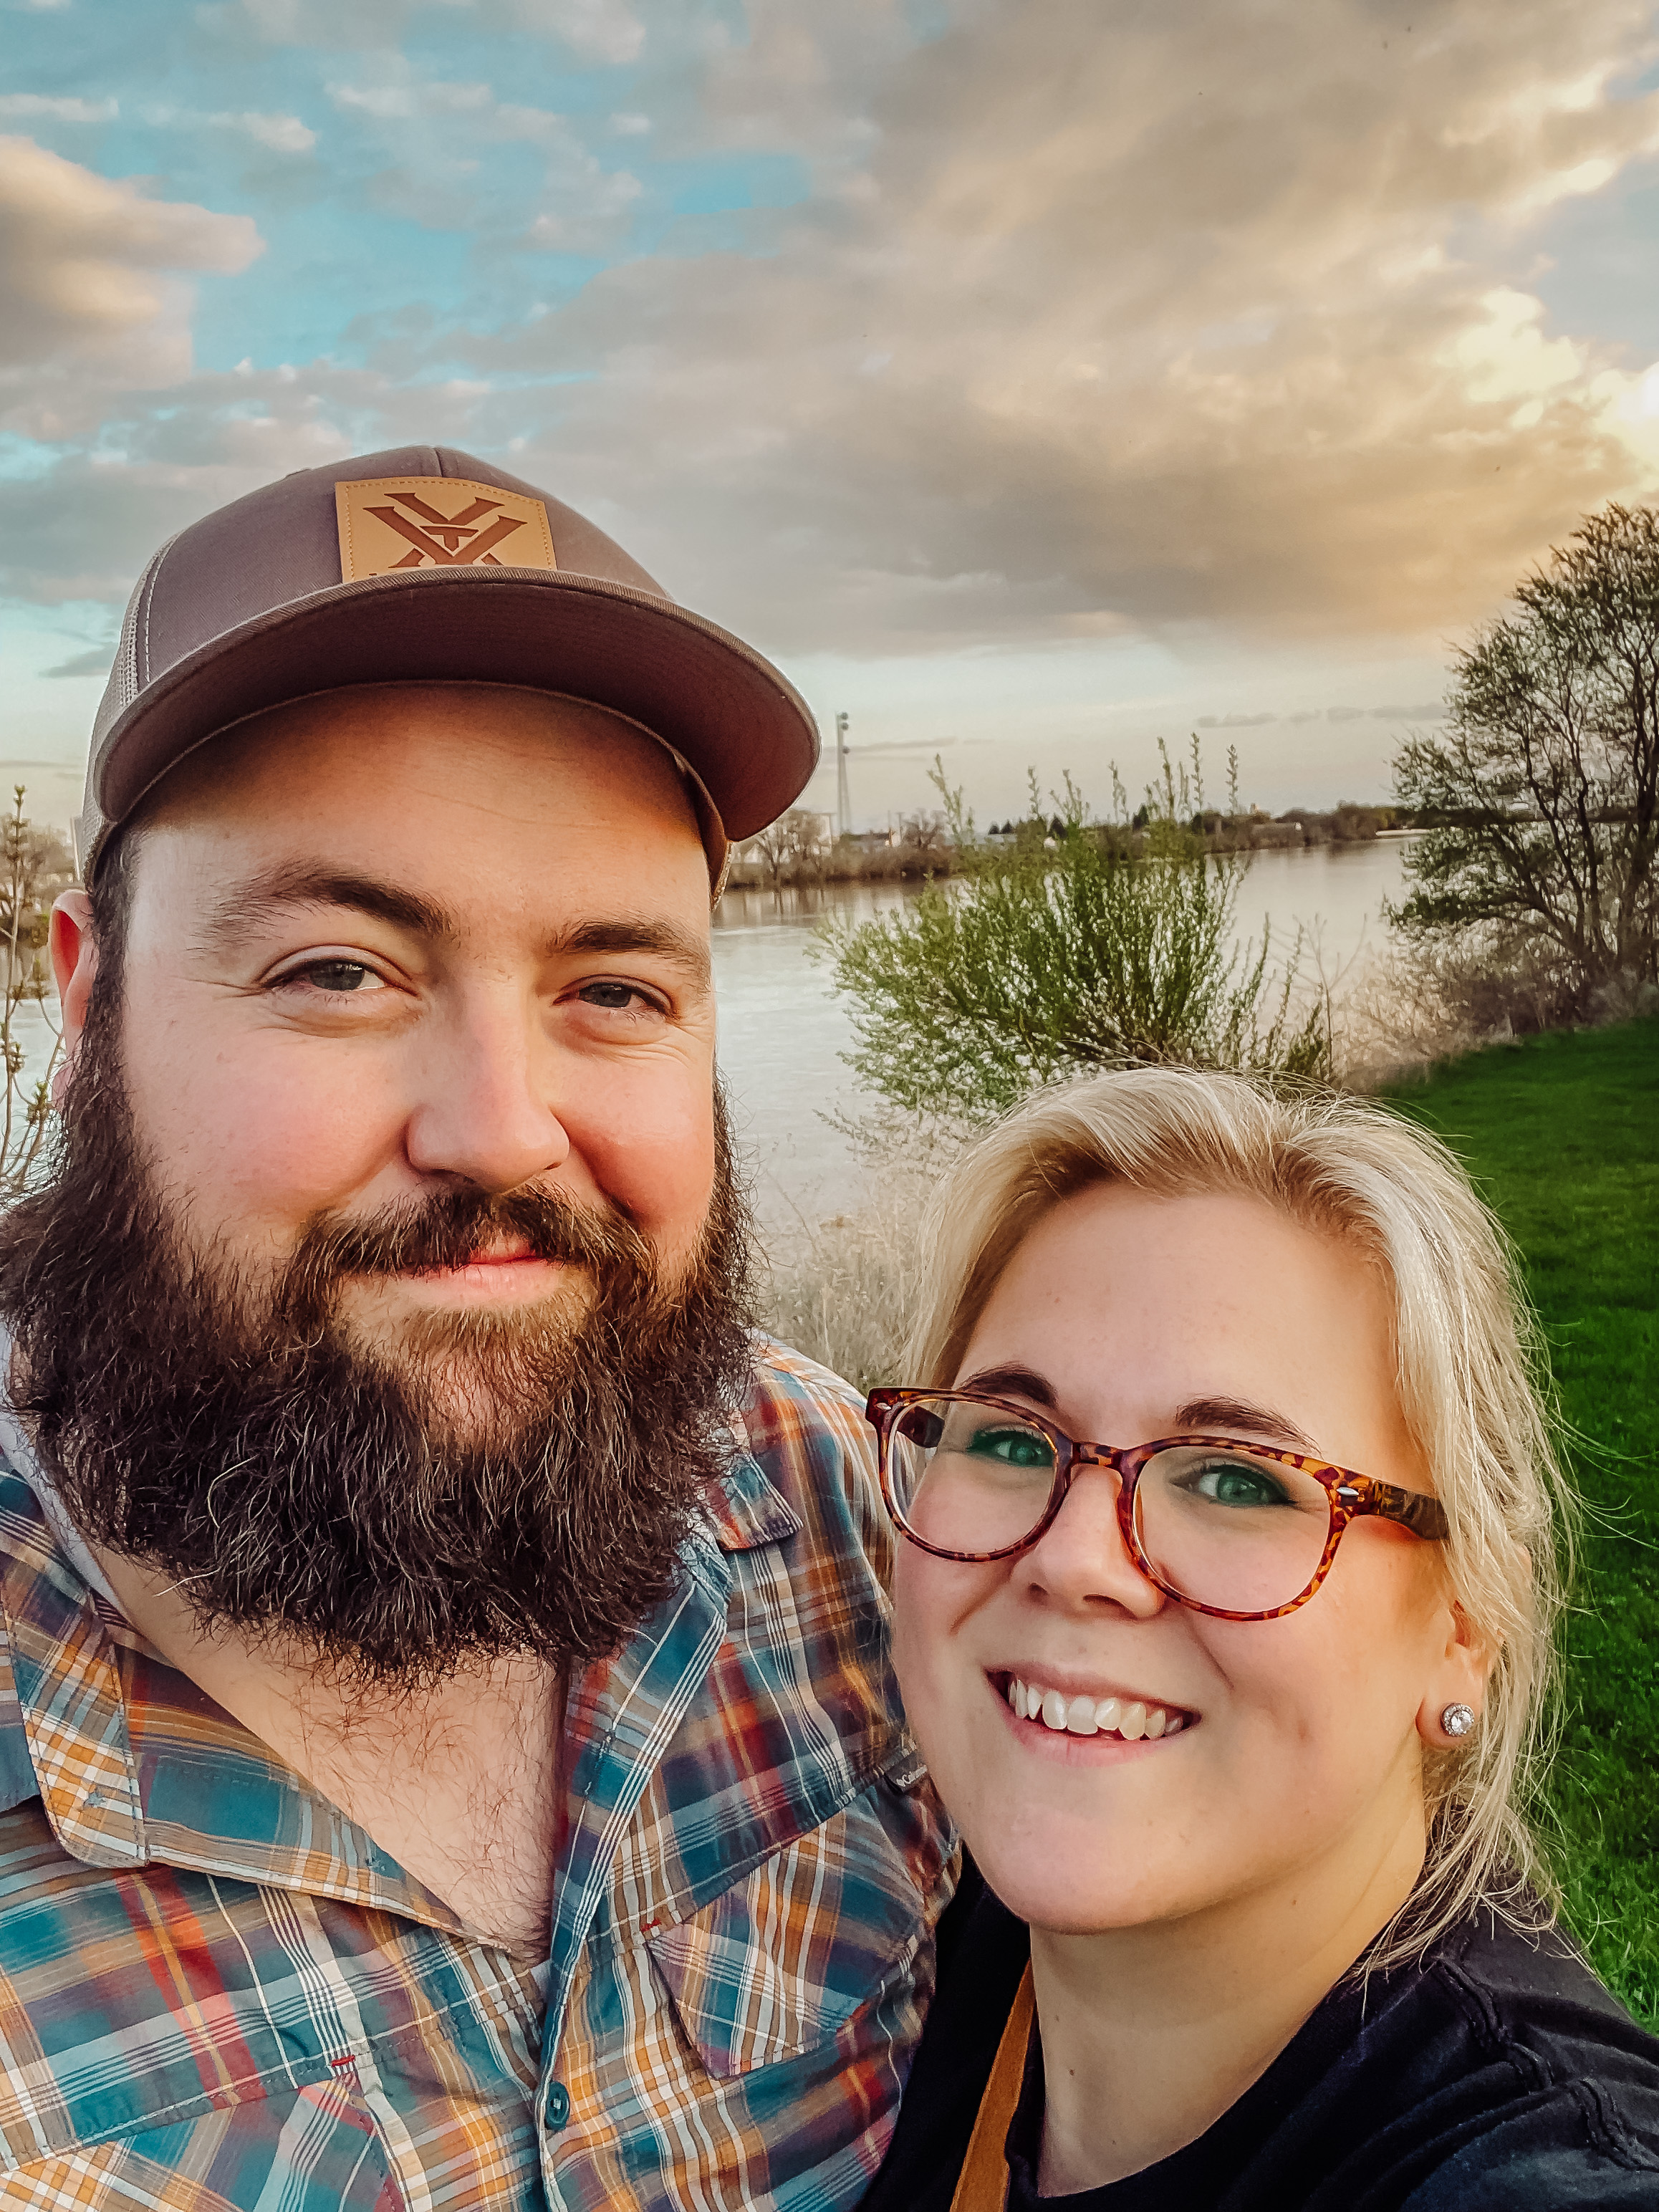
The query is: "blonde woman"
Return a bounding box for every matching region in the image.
[862,1069,1659,2212]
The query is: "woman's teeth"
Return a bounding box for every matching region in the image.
[1007,1677,1185,1741]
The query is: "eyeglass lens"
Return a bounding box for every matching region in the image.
[887,1395,1334,1610]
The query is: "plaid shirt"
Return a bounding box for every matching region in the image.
[0,1339,954,2211]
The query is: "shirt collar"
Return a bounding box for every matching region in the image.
[0,1423,802,1938]
[702,1450,804,1553]
[0,1464,468,1934]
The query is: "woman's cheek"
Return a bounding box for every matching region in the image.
[892,1549,989,1789]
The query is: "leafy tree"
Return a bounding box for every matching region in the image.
[1393,504,1659,1018]
[824,747,1327,1127]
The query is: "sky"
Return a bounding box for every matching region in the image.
[6,0,1659,838]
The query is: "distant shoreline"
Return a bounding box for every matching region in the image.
[726,805,1413,892]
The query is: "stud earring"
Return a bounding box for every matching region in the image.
[1440,1703,1476,1739]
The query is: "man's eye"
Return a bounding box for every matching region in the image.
[284,961,383,994]
[577,981,659,1013]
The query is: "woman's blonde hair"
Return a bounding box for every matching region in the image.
[904,1065,1572,1965]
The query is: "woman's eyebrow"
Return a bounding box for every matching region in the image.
[958,1364,1059,1408]
[1174,1395,1316,1451]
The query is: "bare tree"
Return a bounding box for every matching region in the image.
[1393,504,1659,1018]
[0,789,72,1199]
[749,808,828,888]
[895,809,948,857]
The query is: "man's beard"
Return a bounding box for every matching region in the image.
[0,989,756,1685]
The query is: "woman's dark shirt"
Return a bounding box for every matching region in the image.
[863,1863,1659,2211]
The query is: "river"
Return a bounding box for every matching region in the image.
[713,836,1414,1232]
[1,837,1413,1234]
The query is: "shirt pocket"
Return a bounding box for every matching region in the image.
[645,1778,943,2078]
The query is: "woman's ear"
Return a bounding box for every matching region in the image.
[49,890,98,1105]
[1418,1599,1498,1749]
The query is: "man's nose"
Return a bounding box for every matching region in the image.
[402,988,572,1196]
[1016,1465,1168,1620]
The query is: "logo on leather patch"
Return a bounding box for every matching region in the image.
[335,476,557,579]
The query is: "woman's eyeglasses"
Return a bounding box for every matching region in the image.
[865,1387,1449,1623]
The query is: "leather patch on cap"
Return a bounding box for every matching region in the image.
[335,476,557,580]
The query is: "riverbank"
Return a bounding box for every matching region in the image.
[724,807,1408,890]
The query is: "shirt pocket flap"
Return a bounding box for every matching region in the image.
[646,1787,931,2078]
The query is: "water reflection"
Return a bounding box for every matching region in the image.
[712,880,927,934]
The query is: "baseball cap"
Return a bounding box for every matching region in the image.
[78,444,819,887]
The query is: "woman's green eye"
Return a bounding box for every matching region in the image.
[1190,1459,1292,1508]
[963,1424,1054,1470]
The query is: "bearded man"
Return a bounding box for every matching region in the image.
[0,449,953,2211]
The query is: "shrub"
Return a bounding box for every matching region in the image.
[822,747,1328,1127]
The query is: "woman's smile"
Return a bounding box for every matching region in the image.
[992,1668,1198,1751]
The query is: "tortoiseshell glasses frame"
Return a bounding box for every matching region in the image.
[864,1385,1451,1624]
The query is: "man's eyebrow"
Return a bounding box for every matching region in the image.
[545,918,713,988]
[1173,1396,1316,1451]
[196,874,711,986]
[198,865,454,951]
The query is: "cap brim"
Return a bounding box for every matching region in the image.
[95,566,818,844]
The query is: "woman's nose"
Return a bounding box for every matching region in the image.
[1015,1464,1167,1618]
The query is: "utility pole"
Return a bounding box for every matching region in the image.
[835,711,852,840]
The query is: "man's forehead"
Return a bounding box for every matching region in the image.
[122,692,713,961]
[146,684,706,830]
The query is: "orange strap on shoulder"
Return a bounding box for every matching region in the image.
[948,1962,1036,2212]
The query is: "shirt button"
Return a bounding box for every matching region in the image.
[547,2083,571,2130]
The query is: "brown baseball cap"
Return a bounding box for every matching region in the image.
[78,443,819,883]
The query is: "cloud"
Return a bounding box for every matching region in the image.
[42,648,114,679]
[211,0,643,62]
[1201,701,1448,728]
[0,96,119,125]
[209,110,317,153]
[11,0,1659,675]
[446,0,1659,653]
[0,135,262,393]
[328,72,642,241]
[328,80,493,120]
[142,105,317,153]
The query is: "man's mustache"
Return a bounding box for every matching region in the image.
[287,1183,648,1284]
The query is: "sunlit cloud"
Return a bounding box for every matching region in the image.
[0,95,118,124]
[0,135,261,396]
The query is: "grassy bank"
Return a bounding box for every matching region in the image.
[1380,1019,1659,2026]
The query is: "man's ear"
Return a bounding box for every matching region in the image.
[49,890,98,1103]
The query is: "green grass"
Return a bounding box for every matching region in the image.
[1381,1017,1659,2027]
